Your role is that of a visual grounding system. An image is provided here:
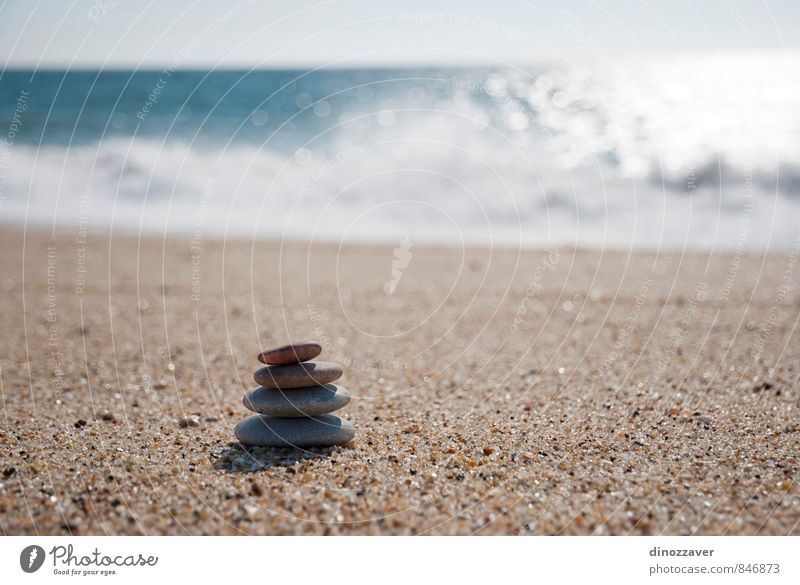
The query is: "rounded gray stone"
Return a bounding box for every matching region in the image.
[253,361,343,389]
[234,414,355,447]
[243,384,351,417]
[257,341,322,365]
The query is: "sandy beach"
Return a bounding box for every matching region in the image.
[0,226,798,535]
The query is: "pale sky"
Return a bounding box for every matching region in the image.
[1,0,798,69]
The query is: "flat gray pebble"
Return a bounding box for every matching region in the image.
[243,384,351,417]
[234,414,355,447]
[254,361,343,388]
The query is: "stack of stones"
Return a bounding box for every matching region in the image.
[234,341,355,448]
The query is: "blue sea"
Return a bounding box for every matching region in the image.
[2,50,799,249]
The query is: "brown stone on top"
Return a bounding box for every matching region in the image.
[257,341,322,365]
[254,361,343,389]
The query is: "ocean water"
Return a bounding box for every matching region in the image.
[1,51,799,249]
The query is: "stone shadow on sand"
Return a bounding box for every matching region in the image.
[212,442,336,473]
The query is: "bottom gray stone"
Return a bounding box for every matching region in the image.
[234,414,355,447]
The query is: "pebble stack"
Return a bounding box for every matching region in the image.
[234,341,355,448]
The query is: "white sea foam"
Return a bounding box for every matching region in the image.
[3,134,797,250]
[2,52,798,250]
